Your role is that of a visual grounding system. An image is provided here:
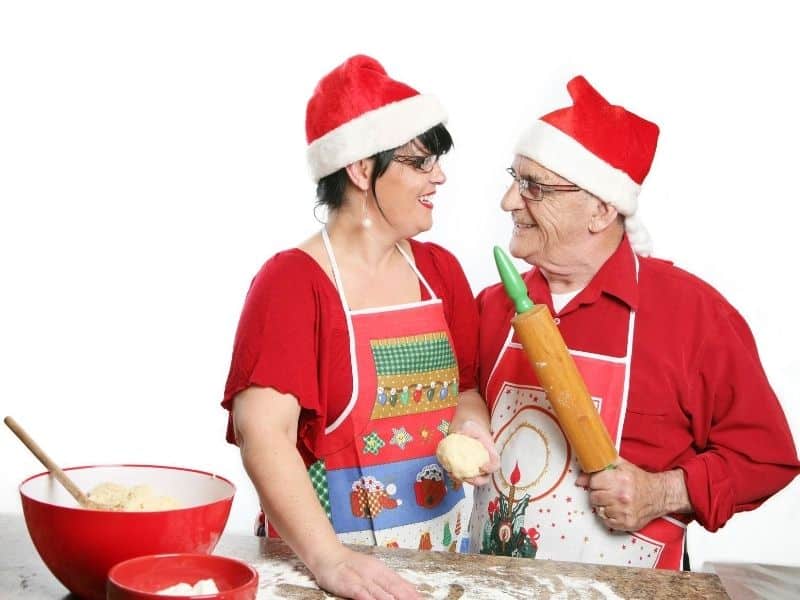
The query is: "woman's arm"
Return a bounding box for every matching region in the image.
[233,386,421,600]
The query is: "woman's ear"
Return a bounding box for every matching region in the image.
[345,159,373,192]
[589,198,620,233]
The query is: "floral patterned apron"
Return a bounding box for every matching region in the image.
[470,256,686,569]
[285,230,467,551]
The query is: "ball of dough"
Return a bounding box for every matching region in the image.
[436,433,490,479]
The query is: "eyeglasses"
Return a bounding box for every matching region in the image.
[506,167,583,202]
[393,153,440,173]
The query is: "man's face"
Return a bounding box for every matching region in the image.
[501,155,597,266]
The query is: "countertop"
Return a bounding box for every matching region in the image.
[0,512,735,599]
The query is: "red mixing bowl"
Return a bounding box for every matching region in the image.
[19,465,235,600]
[107,553,258,599]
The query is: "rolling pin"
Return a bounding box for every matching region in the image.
[494,246,617,473]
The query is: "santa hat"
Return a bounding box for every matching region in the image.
[306,55,447,182]
[514,76,659,256]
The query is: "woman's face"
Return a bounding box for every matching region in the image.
[501,155,595,266]
[371,139,446,237]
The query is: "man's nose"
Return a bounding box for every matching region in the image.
[501,183,524,211]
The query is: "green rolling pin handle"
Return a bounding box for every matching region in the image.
[493,246,534,314]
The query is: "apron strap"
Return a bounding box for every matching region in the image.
[321,227,360,434]
[617,252,639,447]
[395,243,437,300]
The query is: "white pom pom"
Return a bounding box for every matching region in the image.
[624,214,653,257]
[386,483,397,495]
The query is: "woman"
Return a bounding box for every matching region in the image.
[222,55,491,600]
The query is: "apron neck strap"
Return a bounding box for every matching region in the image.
[395,242,437,299]
[321,227,438,313]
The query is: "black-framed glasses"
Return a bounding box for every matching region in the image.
[506,167,583,202]
[393,154,440,173]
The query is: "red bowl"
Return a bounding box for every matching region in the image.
[107,553,258,599]
[20,465,235,600]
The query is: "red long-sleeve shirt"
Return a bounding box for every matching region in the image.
[477,238,799,532]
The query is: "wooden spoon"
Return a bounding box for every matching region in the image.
[4,415,101,509]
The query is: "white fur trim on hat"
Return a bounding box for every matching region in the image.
[307,94,446,182]
[514,120,641,215]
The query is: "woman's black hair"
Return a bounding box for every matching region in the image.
[315,122,453,217]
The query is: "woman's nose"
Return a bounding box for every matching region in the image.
[431,160,446,185]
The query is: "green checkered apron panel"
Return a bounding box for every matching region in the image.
[372,333,457,375]
[308,460,332,520]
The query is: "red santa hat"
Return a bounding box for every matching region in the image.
[514,76,659,256]
[306,55,447,182]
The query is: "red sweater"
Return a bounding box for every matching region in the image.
[222,240,479,465]
[477,239,799,532]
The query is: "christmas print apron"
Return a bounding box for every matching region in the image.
[470,256,686,569]
[270,230,466,551]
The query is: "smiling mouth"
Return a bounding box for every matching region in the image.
[514,221,537,230]
[418,194,434,209]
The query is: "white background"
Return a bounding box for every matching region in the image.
[2,0,798,573]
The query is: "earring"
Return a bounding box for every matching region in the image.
[313,203,328,225]
[362,191,372,228]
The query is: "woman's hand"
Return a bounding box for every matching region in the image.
[310,546,421,600]
[450,419,500,486]
[575,457,691,531]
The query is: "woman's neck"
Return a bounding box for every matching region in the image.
[325,211,403,274]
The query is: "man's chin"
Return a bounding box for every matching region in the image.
[507,240,537,263]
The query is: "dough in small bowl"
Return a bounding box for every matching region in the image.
[436,433,489,479]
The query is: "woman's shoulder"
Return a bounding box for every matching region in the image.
[255,248,325,280]
[246,248,330,303]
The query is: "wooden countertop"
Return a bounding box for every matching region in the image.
[0,512,730,599]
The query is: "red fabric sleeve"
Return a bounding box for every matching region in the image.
[678,303,800,531]
[221,251,323,444]
[415,241,479,392]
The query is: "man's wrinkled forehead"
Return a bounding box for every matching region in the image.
[513,155,564,184]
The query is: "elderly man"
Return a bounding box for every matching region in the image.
[450,76,799,569]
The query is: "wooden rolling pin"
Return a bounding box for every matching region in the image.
[494,247,617,473]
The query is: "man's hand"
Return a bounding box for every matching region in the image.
[575,458,690,531]
[310,546,421,600]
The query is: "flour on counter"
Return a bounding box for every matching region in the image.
[252,554,331,599]
[557,575,625,600]
[250,552,625,599]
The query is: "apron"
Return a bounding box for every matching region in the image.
[264,229,467,551]
[469,256,686,569]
